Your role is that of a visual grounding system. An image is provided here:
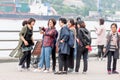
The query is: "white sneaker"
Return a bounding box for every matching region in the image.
[101,58,105,61]
[97,58,101,61]
[26,68,31,71]
[18,65,24,72]
[82,71,87,74]
[33,69,42,72]
[44,70,49,73]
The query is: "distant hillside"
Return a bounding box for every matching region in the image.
[42,0,120,17]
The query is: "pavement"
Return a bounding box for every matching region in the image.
[0,58,120,80]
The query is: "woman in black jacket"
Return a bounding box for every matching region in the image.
[75,21,91,74]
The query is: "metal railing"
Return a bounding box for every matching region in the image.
[0,30,110,51]
[0,30,39,51]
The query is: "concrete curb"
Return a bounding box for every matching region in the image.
[0,57,19,63]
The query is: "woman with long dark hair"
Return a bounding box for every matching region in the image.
[67,18,76,72]
[75,21,91,74]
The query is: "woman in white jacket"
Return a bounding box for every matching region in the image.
[95,19,106,61]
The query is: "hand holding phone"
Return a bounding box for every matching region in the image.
[39,27,42,32]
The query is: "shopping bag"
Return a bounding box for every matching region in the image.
[32,40,42,56]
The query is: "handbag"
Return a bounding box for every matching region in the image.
[32,40,42,56]
[9,26,28,58]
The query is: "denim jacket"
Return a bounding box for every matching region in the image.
[58,25,70,55]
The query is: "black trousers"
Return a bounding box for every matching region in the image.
[97,45,104,58]
[59,54,68,72]
[19,50,31,68]
[67,47,74,69]
[75,46,88,72]
[51,46,56,71]
[107,51,117,71]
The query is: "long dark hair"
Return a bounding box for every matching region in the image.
[27,18,36,25]
[68,18,75,26]
[78,21,85,28]
[22,20,28,26]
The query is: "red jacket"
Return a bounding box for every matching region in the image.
[42,28,56,47]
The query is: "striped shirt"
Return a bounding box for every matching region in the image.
[109,33,117,51]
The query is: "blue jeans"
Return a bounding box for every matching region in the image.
[38,46,52,69]
[74,40,78,59]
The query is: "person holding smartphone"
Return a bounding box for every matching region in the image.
[34,18,57,73]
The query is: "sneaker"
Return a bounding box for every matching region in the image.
[26,68,31,71]
[53,70,56,73]
[18,65,24,71]
[98,58,101,61]
[68,68,74,72]
[101,58,105,61]
[44,70,49,73]
[112,71,119,74]
[54,71,63,74]
[62,71,67,74]
[75,69,79,72]
[108,70,112,74]
[82,71,87,74]
[43,69,46,71]
[33,69,42,72]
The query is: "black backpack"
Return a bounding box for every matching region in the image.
[80,28,91,46]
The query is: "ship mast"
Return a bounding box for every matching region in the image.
[14,0,19,13]
[97,0,102,17]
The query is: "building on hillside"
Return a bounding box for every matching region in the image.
[115,11,120,15]
[89,11,99,17]
[63,0,84,8]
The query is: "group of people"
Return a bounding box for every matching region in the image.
[9,17,119,75]
[33,17,91,74]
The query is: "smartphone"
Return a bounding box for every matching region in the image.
[39,27,42,32]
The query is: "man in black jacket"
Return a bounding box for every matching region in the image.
[75,21,91,74]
